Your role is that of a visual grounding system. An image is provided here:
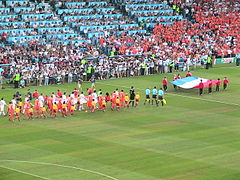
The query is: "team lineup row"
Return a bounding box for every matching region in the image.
[0,86,166,122]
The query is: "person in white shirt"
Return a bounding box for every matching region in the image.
[62,92,67,102]
[38,93,44,103]
[0,98,6,116]
[11,98,17,110]
[92,91,98,103]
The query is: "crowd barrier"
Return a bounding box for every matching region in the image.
[37,27,71,34]
[126,3,167,9]
[46,33,79,40]
[57,8,94,15]
[88,1,108,6]
[87,29,146,38]
[6,1,30,7]
[29,20,62,27]
[79,24,119,32]
[14,7,35,13]
[63,14,122,21]
[0,21,26,27]
[64,2,86,7]
[138,15,183,22]
[0,15,18,21]
[145,22,173,27]
[130,9,173,15]
[0,28,34,34]
[22,13,54,20]
[7,35,42,43]
[54,39,91,45]
[96,7,115,13]
[0,8,10,14]
[80,24,140,33]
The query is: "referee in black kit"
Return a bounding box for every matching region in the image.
[129,86,135,107]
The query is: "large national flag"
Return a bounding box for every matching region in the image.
[169,77,218,89]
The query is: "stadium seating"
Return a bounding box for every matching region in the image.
[0,0,238,59]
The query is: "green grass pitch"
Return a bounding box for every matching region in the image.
[0,64,240,180]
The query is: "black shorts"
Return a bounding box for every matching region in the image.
[130,95,135,100]
[152,95,157,99]
[158,96,163,100]
[146,95,150,99]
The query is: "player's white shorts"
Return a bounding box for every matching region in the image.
[0,106,4,112]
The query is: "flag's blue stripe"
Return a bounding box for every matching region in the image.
[169,76,199,86]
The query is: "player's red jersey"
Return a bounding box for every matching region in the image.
[68,98,72,110]
[209,81,213,88]
[87,95,93,107]
[98,95,103,106]
[58,100,62,110]
[111,96,116,104]
[57,91,63,97]
[223,79,229,84]
[105,95,111,102]
[112,93,117,99]
[120,92,125,102]
[88,89,93,94]
[8,104,14,114]
[47,97,53,105]
[35,99,40,110]
[74,90,79,96]
[33,91,39,98]
[199,82,204,89]
[162,79,168,85]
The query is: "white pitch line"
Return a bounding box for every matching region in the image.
[97,82,240,107]
[0,165,51,180]
[0,160,119,180]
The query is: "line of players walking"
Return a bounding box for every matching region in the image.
[0,87,141,121]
